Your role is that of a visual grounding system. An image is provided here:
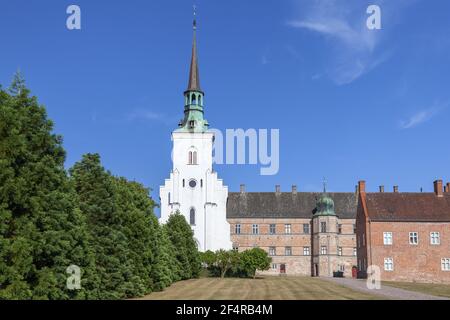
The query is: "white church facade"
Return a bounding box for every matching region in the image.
[159,17,232,252]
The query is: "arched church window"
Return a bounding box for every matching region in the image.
[193,151,197,165]
[188,151,193,165]
[183,179,185,187]
[190,208,196,225]
[192,94,197,105]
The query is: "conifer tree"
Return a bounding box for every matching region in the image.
[0,73,96,300]
[164,212,201,280]
[70,153,132,299]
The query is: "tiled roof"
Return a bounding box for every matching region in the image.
[365,193,450,222]
[226,192,357,219]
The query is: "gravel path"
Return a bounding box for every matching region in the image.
[323,277,449,300]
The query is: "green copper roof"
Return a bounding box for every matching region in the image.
[315,192,336,216]
[176,14,209,133]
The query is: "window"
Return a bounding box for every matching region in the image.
[353,248,357,256]
[383,232,393,245]
[338,224,342,234]
[339,265,345,272]
[188,151,198,165]
[190,208,195,226]
[182,179,185,187]
[384,258,394,271]
[303,247,310,256]
[269,224,276,235]
[252,224,259,235]
[269,247,276,256]
[430,232,440,245]
[168,192,171,204]
[338,247,343,256]
[285,247,292,256]
[200,179,203,188]
[235,224,241,235]
[442,258,450,271]
[285,224,291,234]
[321,246,327,255]
[189,179,197,188]
[409,232,418,245]
[303,223,310,234]
[271,263,278,270]
[321,222,327,233]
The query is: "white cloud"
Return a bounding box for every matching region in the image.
[399,108,439,129]
[286,0,403,85]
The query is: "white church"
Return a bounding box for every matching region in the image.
[159,17,232,252]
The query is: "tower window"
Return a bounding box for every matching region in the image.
[190,208,196,226]
[182,179,185,187]
[188,151,198,165]
[191,94,197,105]
[168,192,171,204]
[321,221,327,233]
[199,95,202,106]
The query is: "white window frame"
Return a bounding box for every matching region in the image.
[252,224,259,235]
[338,247,343,256]
[442,258,450,271]
[303,246,310,256]
[321,246,327,255]
[235,224,241,235]
[285,246,292,256]
[409,232,418,245]
[269,224,276,235]
[285,224,292,235]
[384,258,394,271]
[353,247,357,256]
[269,247,276,256]
[383,232,393,245]
[430,232,440,245]
[271,263,278,270]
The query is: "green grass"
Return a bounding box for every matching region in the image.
[383,281,450,299]
[139,276,384,300]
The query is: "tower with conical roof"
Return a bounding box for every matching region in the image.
[159,8,231,251]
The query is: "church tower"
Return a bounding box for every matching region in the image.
[159,11,232,252]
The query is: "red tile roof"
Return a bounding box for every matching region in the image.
[365,193,450,222]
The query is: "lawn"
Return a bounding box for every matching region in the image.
[139,276,384,300]
[383,281,450,299]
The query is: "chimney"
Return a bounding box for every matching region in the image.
[434,180,443,197]
[379,185,385,193]
[292,185,297,194]
[393,186,399,193]
[358,181,366,194]
[275,185,281,194]
[240,184,245,193]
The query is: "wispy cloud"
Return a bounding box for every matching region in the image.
[399,107,440,130]
[286,0,409,85]
[127,109,176,125]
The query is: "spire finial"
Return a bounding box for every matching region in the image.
[193,4,197,30]
[323,177,327,193]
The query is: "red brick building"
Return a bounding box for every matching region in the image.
[356,180,450,283]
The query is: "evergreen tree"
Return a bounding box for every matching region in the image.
[164,212,201,280]
[0,74,96,299]
[70,153,132,299]
[111,177,158,296]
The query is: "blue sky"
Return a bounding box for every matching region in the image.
[1,0,450,213]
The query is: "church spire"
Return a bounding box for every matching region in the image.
[187,5,201,91]
[177,5,209,133]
